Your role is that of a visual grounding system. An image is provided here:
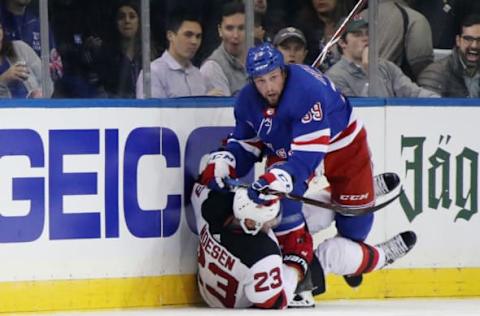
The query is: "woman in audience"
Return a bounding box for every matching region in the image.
[94,0,143,98]
[0,21,52,98]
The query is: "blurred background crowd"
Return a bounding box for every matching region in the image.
[0,0,479,99]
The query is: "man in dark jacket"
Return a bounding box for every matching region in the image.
[417,14,480,97]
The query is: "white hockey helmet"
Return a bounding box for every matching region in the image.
[233,188,281,235]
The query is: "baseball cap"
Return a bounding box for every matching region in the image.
[273,27,307,46]
[339,16,368,33]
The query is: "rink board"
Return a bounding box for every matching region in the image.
[1,268,479,312]
[0,98,479,312]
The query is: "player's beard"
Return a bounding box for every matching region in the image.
[266,93,280,106]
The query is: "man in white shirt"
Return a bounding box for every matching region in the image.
[136,9,222,98]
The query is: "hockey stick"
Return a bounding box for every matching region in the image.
[311,0,368,68]
[224,177,402,217]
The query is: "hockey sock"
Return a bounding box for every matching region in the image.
[315,236,386,276]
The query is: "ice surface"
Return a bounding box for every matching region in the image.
[13,298,480,316]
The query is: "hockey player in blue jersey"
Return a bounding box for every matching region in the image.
[200,42,384,290]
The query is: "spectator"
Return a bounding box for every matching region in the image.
[0,21,52,98]
[410,0,480,49]
[0,0,63,83]
[293,0,353,68]
[136,9,221,98]
[267,0,305,27]
[326,17,439,97]
[254,0,267,15]
[200,2,247,96]
[273,27,308,64]
[360,0,433,81]
[417,14,480,98]
[254,12,267,45]
[48,0,109,98]
[94,1,142,98]
[171,0,230,66]
[253,0,278,43]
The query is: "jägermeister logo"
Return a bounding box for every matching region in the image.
[400,135,478,222]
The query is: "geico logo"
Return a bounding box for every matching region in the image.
[0,128,182,243]
[339,193,369,201]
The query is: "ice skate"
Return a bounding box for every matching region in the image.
[343,274,363,288]
[343,230,416,288]
[288,268,317,308]
[376,231,417,267]
[288,290,315,308]
[374,172,401,197]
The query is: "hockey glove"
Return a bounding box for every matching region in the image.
[199,151,237,192]
[247,168,293,205]
[278,227,314,281]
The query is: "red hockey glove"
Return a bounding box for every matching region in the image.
[199,151,236,192]
[278,227,314,281]
[248,168,293,205]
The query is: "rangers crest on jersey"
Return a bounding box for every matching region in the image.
[301,102,323,124]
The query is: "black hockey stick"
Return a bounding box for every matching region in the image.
[224,178,402,217]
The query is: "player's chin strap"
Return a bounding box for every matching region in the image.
[224,178,403,217]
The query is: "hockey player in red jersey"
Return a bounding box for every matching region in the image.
[191,181,416,309]
[192,183,308,309]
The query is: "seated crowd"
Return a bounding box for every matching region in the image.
[0,0,479,99]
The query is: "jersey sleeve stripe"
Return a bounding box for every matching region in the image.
[331,117,358,141]
[227,138,263,157]
[292,135,330,146]
[293,128,330,143]
[328,120,364,152]
[291,143,329,152]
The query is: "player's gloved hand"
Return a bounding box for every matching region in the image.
[247,168,293,205]
[278,227,314,282]
[199,151,236,192]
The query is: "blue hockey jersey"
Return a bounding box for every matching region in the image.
[226,64,362,196]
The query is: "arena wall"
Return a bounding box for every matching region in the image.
[0,98,478,313]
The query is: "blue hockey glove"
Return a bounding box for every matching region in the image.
[248,168,293,205]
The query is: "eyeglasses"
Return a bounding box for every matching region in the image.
[461,35,480,45]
